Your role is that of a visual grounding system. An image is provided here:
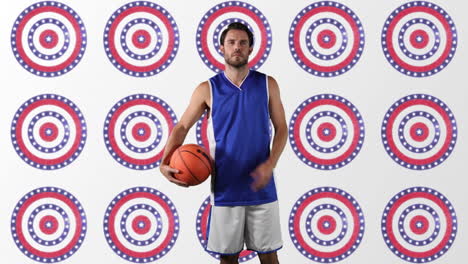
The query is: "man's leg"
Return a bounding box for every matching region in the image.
[245,201,282,263]
[258,252,279,264]
[207,206,245,261]
[220,254,240,264]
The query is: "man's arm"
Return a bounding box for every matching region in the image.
[250,76,288,191]
[160,81,210,186]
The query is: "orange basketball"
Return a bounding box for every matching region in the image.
[169,144,213,186]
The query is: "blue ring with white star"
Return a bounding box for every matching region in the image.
[103,1,179,77]
[11,186,87,263]
[305,18,348,60]
[120,18,162,60]
[11,94,87,170]
[27,111,70,153]
[381,186,457,263]
[398,18,440,61]
[11,1,87,77]
[305,111,348,154]
[119,111,163,154]
[397,203,441,246]
[288,1,365,77]
[397,111,440,154]
[288,187,365,262]
[27,18,70,61]
[119,204,163,246]
[305,203,348,246]
[27,203,70,247]
[381,94,457,170]
[103,187,179,262]
[381,1,458,77]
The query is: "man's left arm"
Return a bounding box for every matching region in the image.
[250,76,288,191]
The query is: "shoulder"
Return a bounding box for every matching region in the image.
[194,81,210,96]
[266,75,279,91]
[191,81,211,107]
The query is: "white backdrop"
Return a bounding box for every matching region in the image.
[0,0,467,263]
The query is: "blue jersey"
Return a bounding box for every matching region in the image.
[207,70,277,206]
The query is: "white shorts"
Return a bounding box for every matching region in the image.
[206,201,283,255]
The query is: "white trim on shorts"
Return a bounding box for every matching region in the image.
[206,201,283,255]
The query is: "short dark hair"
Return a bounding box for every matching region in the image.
[220,22,254,47]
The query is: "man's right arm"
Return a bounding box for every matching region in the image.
[159,81,210,186]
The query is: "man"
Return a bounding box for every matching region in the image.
[160,22,287,264]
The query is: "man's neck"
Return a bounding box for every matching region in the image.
[224,65,250,87]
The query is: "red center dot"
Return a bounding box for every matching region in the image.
[132,123,151,142]
[317,215,336,235]
[39,29,59,49]
[132,215,151,235]
[39,215,59,235]
[39,122,58,142]
[410,29,429,49]
[410,215,429,235]
[410,122,429,142]
[317,29,336,49]
[317,122,336,142]
[132,30,151,49]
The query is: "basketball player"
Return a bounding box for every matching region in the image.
[160,22,287,264]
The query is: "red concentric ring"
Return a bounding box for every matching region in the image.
[15,192,83,258]
[292,6,361,73]
[107,6,175,73]
[15,6,83,72]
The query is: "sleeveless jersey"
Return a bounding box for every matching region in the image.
[208,70,277,206]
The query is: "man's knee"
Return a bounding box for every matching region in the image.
[258,252,279,264]
[220,254,240,264]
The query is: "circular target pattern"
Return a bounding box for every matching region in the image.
[196,1,272,72]
[103,1,179,77]
[195,197,257,262]
[11,187,86,263]
[103,94,177,170]
[381,1,457,77]
[289,94,365,170]
[289,187,365,262]
[381,187,457,262]
[103,187,179,262]
[11,1,86,77]
[381,94,457,170]
[11,94,87,170]
[289,1,365,77]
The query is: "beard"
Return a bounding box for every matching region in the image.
[225,54,248,68]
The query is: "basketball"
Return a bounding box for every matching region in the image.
[169,144,213,186]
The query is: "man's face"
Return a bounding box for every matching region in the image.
[220,29,253,68]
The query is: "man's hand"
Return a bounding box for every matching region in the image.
[250,161,274,191]
[160,164,188,187]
